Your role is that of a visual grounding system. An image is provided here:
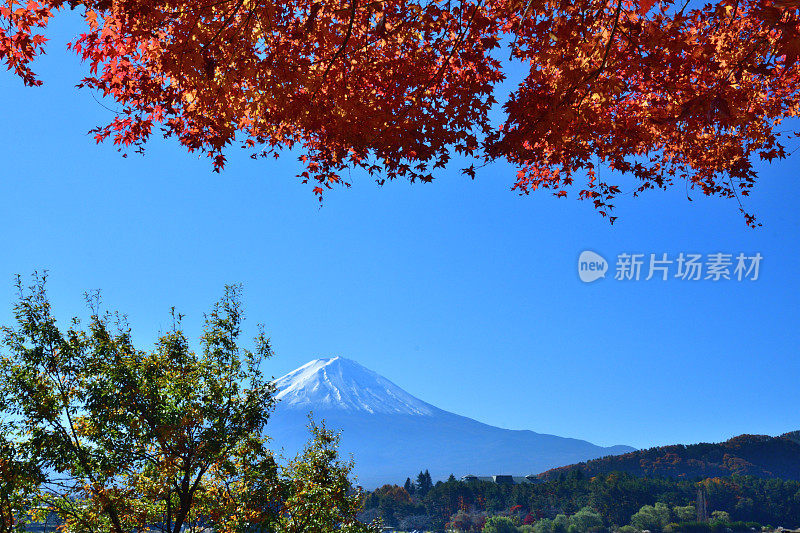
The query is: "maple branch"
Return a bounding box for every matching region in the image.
[175,7,217,83]
[569,0,624,113]
[252,3,276,51]
[728,0,739,27]
[202,0,248,52]
[725,35,770,84]
[317,0,358,84]
[593,0,624,80]
[89,90,122,115]
[518,0,624,134]
[430,0,483,92]
[159,0,244,18]
[511,0,534,47]
[346,7,423,54]
[345,0,486,179]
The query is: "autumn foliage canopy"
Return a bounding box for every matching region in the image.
[2,0,800,223]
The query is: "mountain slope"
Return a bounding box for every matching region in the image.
[538,432,800,481]
[267,357,634,488]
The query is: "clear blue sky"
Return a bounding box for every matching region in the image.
[1,14,798,451]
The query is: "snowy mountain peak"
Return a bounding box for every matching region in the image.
[273,357,437,416]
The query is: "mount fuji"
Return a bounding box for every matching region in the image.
[267,357,634,488]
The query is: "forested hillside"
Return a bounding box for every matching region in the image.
[539,433,800,481]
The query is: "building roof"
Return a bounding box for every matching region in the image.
[461,474,541,484]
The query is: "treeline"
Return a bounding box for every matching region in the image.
[358,471,800,531]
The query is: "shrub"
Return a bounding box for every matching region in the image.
[673,506,697,523]
[484,516,522,533]
[631,504,671,533]
[571,507,604,533]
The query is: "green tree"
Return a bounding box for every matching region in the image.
[570,507,604,533]
[484,515,521,533]
[532,518,554,533]
[416,470,433,497]
[277,420,375,533]
[0,274,377,533]
[630,503,671,532]
[553,514,571,533]
[372,485,412,527]
[404,477,415,496]
[0,429,43,533]
[673,506,696,523]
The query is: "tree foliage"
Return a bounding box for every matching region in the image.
[4,0,800,223]
[277,418,376,533]
[484,515,522,533]
[673,505,697,523]
[0,273,378,533]
[417,469,434,496]
[0,428,42,533]
[361,472,800,530]
[630,502,671,532]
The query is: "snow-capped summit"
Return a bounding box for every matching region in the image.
[273,356,437,416]
[269,357,634,488]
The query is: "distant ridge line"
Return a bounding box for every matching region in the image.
[538,431,800,481]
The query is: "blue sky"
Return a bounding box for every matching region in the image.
[0,14,798,451]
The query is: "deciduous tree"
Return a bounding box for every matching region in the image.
[631,502,671,532]
[277,419,377,533]
[0,273,377,533]
[3,0,800,223]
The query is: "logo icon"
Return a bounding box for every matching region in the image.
[578,251,608,283]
